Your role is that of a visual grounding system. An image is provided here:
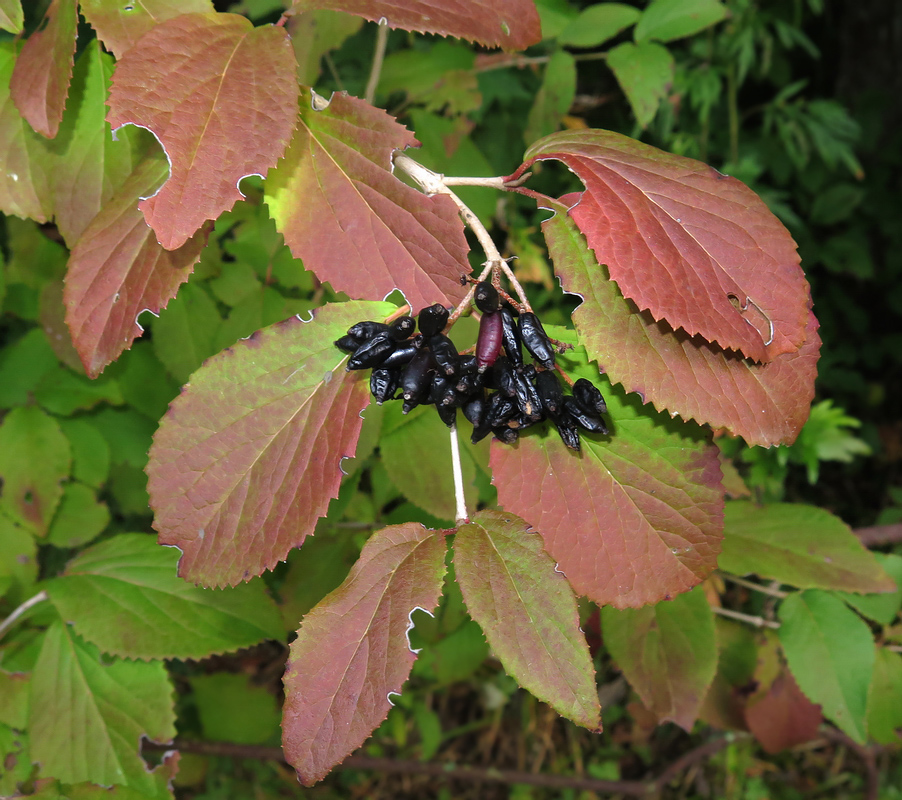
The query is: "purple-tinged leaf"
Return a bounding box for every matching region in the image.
[491,329,723,609]
[778,590,874,744]
[542,202,819,446]
[80,0,215,58]
[602,587,717,729]
[454,510,601,730]
[523,130,810,363]
[265,89,470,311]
[9,0,77,139]
[107,12,299,250]
[147,300,395,587]
[0,42,53,221]
[282,523,446,786]
[64,155,208,378]
[720,502,896,594]
[289,0,541,51]
[745,662,822,753]
[29,621,175,790]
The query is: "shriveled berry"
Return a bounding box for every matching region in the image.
[381,335,423,369]
[457,355,479,375]
[370,368,400,404]
[519,312,555,370]
[512,371,543,422]
[553,416,581,451]
[436,403,457,428]
[494,426,519,444]
[455,371,481,395]
[476,310,503,373]
[430,334,459,376]
[389,315,416,340]
[535,370,564,417]
[462,394,486,427]
[347,334,394,370]
[563,396,608,434]
[348,320,390,340]
[490,356,517,397]
[429,373,452,406]
[573,378,607,415]
[499,307,522,368]
[335,334,363,354]
[400,349,435,401]
[486,394,517,428]
[474,281,500,313]
[417,304,450,338]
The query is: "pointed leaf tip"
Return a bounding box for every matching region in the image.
[282,523,446,785]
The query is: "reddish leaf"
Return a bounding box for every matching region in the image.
[491,330,723,608]
[289,0,541,51]
[9,0,77,139]
[107,12,299,249]
[64,156,208,377]
[746,666,822,754]
[0,42,53,221]
[282,523,446,786]
[602,587,718,729]
[147,300,395,587]
[454,510,601,730]
[542,201,820,446]
[522,130,810,363]
[80,0,215,58]
[265,89,470,311]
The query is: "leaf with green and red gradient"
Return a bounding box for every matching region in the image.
[453,510,600,730]
[719,502,895,594]
[9,0,77,139]
[282,523,446,786]
[265,89,470,310]
[50,40,150,247]
[0,42,53,222]
[778,590,874,743]
[745,660,822,753]
[522,130,809,363]
[147,300,395,587]
[601,587,717,729]
[289,0,541,51]
[106,12,299,250]
[542,201,819,446]
[490,330,723,609]
[0,0,22,34]
[29,621,175,790]
[80,0,215,58]
[64,155,208,378]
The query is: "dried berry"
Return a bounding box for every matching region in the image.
[554,416,581,451]
[512,371,543,422]
[493,426,519,444]
[572,378,607,416]
[381,335,423,369]
[474,281,500,313]
[417,304,450,338]
[563,397,608,434]
[430,334,459,376]
[476,310,503,373]
[499,307,522,368]
[334,334,363,354]
[389,315,416,340]
[400,349,435,401]
[370,368,400,404]
[348,320,390,340]
[490,356,517,397]
[535,370,564,416]
[347,334,395,370]
[436,402,457,428]
[519,312,555,370]
[462,394,486,427]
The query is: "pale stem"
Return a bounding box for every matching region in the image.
[364,21,390,105]
[0,590,48,641]
[718,572,789,599]
[711,605,780,630]
[449,423,469,525]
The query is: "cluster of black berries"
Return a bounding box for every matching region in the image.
[335,282,609,451]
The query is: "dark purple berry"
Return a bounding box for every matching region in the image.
[519,312,555,370]
[417,304,450,338]
[563,396,608,434]
[535,370,564,416]
[335,334,363,354]
[400,349,435,401]
[436,403,457,428]
[499,308,522,368]
[348,320,390,340]
[381,335,423,368]
[572,378,607,416]
[347,334,394,370]
[476,311,503,373]
[474,281,500,313]
[388,315,416,340]
[370,368,400,404]
[430,334,459,376]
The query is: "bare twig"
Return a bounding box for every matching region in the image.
[0,590,48,641]
[449,423,468,525]
[819,726,881,800]
[364,21,389,105]
[855,523,902,548]
[711,606,780,629]
[718,572,789,599]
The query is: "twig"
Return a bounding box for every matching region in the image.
[0,590,48,641]
[711,606,780,629]
[718,572,789,599]
[819,727,881,800]
[854,523,902,548]
[364,21,389,105]
[449,423,468,525]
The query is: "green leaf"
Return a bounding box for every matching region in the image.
[558,3,640,48]
[0,670,29,728]
[114,341,180,422]
[634,0,728,43]
[291,9,364,86]
[778,590,874,743]
[720,502,895,594]
[191,673,280,745]
[698,618,757,730]
[282,523,446,786]
[606,41,674,127]
[380,401,478,524]
[0,405,70,536]
[34,367,123,416]
[866,647,902,745]
[454,510,601,730]
[837,554,902,626]
[0,723,31,796]
[148,301,395,587]
[0,1,23,34]
[525,50,576,146]
[29,621,176,789]
[150,281,222,384]
[45,482,110,548]
[87,407,156,468]
[534,0,579,39]
[45,533,284,660]
[602,587,717,730]
[379,41,475,104]
[0,328,59,409]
